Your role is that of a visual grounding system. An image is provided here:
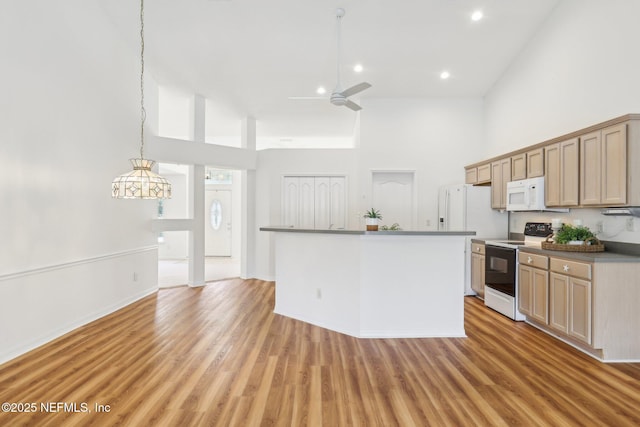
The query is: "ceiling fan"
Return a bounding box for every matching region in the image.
[290,8,371,111]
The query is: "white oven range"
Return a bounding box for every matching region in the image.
[484,222,553,320]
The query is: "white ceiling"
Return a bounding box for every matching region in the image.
[99,0,560,146]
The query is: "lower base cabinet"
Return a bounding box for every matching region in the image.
[549,257,593,345]
[470,243,486,298]
[518,264,549,324]
[516,248,640,361]
[549,272,592,345]
[518,252,549,324]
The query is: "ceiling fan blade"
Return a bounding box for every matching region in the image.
[344,99,362,111]
[341,82,371,97]
[288,96,327,100]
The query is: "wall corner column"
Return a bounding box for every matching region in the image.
[241,116,257,279]
[188,94,206,287]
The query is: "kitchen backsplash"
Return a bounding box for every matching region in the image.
[510,209,640,245]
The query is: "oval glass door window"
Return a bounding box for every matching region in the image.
[210,199,223,230]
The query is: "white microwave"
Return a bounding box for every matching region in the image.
[506,177,567,212]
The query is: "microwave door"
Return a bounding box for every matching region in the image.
[508,187,525,209]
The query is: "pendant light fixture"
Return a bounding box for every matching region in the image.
[112,0,171,199]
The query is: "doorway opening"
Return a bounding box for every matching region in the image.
[157,164,241,287]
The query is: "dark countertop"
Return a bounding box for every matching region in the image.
[518,246,640,263]
[471,237,506,244]
[473,236,640,262]
[260,227,476,236]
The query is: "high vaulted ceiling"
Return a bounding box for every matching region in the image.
[100,0,560,147]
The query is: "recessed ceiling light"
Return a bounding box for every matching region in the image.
[471,10,483,21]
[353,64,364,73]
[440,71,450,80]
[316,86,326,95]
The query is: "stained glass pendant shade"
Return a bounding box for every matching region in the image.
[112,0,171,200]
[112,158,171,199]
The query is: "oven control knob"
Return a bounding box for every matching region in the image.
[527,256,533,264]
[563,264,570,272]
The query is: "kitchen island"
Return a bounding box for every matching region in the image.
[260,227,475,338]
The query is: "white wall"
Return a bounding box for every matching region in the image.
[255,149,359,280]
[485,0,640,155]
[359,98,485,230]
[484,0,640,243]
[0,1,158,363]
[254,99,485,279]
[158,86,194,141]
[157,173,189,259]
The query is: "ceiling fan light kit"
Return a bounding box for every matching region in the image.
[112,0,171,200]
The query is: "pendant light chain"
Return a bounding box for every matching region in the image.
[111,0,171,199]
[140,0,146,160]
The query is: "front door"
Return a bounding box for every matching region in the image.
[205,189,232,256]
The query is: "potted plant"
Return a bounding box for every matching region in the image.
[380,223,402,231]
[363,208,382,231]
[554,224,597,245]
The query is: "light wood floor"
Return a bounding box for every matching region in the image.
[1,279,639,426]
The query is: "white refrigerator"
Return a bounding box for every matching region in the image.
[438,184,508,295]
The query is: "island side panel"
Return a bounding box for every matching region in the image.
[273,232,361,336]
[359,235,466,338]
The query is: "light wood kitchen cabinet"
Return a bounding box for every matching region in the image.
[511,153,526,181]
[512,148,544,181]
[465,167,478,184]
[465,163,491,185]
[470,243,485,298]
[465,114,640,210]
[518,252,549,324]
[526,148,544,177]
[517,249,640,361]
[477,163,491,184]
[549,272,569,334]
[545,137,579,207]
[548,258,592,345]
[491,158,511,209]
[580,123,627,206]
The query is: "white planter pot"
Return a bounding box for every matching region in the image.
[365,218,379,231]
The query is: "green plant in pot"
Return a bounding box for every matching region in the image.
[364,208,382,231]
[554,224,597,245]
[380,223,402,231]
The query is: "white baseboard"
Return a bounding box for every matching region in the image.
[0,288,156,366]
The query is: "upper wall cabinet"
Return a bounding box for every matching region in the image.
[545,138,579,207]
[465,163,491,185]
[580,123,627,206]
[491,158,511,209]
[511,148,544,181]
[527,148,544,178]
[465,114,640,209]
[511,153,527,181]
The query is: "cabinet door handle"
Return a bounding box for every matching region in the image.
[563,264,570,272]
[527,256,533,264]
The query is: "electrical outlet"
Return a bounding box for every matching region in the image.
[426,219,431,227]
[626,218,636,232]
[316,288,322,299]
[596,221,604,233]
[133,272,138,282]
